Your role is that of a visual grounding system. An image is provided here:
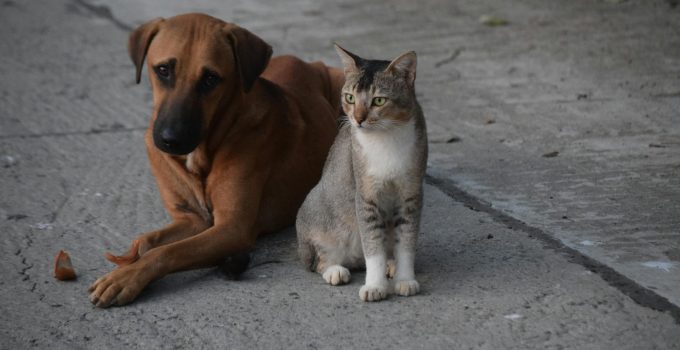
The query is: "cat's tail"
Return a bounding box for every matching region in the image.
[297,237,319,272]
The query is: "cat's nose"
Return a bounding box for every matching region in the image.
[354,113,368,126]
[354,105,368,126]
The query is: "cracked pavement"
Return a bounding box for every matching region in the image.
[1,0,679,348]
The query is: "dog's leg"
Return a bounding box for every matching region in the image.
[89,221,256,307]
[90,172,265,307]
[105,217,210,266]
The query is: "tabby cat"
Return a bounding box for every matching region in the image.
[296,45,428,301]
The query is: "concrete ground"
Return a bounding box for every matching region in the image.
[1,0,679,349]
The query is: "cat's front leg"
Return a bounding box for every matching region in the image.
[360,255,389,301]
[393,250,419,296]
[392,193,423,297]
[357,197,389,302]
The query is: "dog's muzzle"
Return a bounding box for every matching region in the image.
[152,98,203,155]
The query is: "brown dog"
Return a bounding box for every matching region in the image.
[88,13,343,307]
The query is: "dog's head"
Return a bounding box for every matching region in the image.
[128,14,272,155]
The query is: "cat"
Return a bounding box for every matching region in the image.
[295,44,428,301]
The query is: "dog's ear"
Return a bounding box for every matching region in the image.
[128,18,164,84]
[225,25,273,93]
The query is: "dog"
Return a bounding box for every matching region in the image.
[88,13,344,307]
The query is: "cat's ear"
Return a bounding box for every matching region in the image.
[334,44,359,74]
[386,51,417,85]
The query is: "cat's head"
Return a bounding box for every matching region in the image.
[335,45,417,131]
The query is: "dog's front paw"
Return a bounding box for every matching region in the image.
[394,279,420,297]
[88,265,149,308]
[322,265,351,285]
[359,284,388,302]
[104,239,150,267]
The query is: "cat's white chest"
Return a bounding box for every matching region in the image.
[355,120,417,180]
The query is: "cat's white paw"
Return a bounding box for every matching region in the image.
[386,259,396,279]
[394,279,420,296]
[359,284,388,302]
[322,265,351,285]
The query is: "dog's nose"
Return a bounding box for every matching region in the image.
[153,117,202,155]
[160,128,180,149]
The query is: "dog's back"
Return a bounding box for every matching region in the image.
[262,55,344,117]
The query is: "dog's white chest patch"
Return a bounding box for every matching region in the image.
[185,152,197,173]
[355,120,416,180]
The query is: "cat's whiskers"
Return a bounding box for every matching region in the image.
[338,115,351,128]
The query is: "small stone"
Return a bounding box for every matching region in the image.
[479,15,509,26]
[504,313,523,320]
[2,155,18,168]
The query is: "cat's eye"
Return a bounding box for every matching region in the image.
[344,93,355,104]
[372,97,387,107]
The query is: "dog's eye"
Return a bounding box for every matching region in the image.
[156,64,170,78]
[202,73,220,89]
